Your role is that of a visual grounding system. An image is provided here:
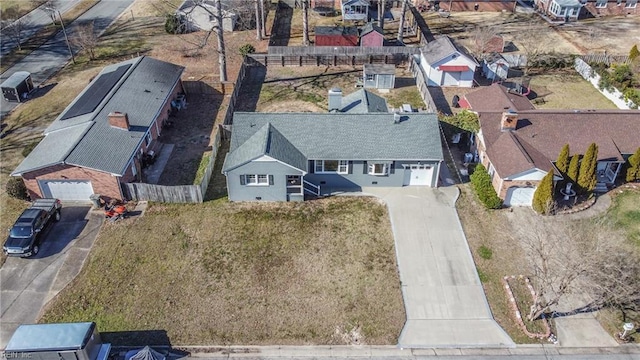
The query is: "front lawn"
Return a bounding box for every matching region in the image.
[41,197,405,345]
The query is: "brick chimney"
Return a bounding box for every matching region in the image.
[500,110,518,131]
[108,112,130,130]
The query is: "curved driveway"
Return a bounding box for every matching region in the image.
[362,186,514,348]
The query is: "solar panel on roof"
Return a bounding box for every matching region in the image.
[61,64,131,120]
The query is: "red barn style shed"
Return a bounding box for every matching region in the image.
[315,26,359,46]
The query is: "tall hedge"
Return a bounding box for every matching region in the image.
[532,169,555,214]
[578,143,598,193]
[567,154,580,183]
[630,44,640,61]
[626,147,640,182]
[470,164,503,209]
[555,144,570,174]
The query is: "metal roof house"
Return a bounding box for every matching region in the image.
[5,322,110,360]
[419,35,478,87]
[11,56,185,202]
[222,112,443,202]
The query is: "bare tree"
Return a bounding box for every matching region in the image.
[213,0,228,81]
[396,0,408,44]
[516,20,545,75]
[71,21,97,60]
[259,0,267,38]
[302,0,309,46]
[2,17,30,51]
[254,0,262,40]
[472,25,500,61]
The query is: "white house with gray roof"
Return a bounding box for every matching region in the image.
[12,56,185,202]
[419,35,478,87]
[222,112,443,202]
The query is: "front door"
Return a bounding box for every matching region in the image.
[403,165,434,186]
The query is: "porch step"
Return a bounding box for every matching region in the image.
[594,183,609,193]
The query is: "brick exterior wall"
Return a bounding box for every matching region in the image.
[20,78,185,202]
[22,164,122,201]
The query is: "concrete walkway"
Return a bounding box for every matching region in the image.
[361,187,514,348]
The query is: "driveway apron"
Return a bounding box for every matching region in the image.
[362,186,514,348]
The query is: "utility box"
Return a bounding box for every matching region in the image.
[4,322,111,360]
[1,71,34,102]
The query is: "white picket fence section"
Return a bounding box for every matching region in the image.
[574,58,637,110]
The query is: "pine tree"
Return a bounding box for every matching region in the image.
[578,143,598,193]
[556,144,570,174]
[470,164,503,209]
[532,170,555,214]
[568,154,580,183]
[626,147,640,182]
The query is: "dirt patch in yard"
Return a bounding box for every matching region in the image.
[40,197,406,345]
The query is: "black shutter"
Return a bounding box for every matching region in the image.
[389,161,395,174]
[308,160,315,173]
[240,175,246,185]
[363,161,368,174]
[348,161,353,174]
[268,175,274,185]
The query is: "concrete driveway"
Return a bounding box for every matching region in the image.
[0,205,103,348]
[362,186,514,348]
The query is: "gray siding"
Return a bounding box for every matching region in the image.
[364,73,395,89]
[306,160,440,194]
[226,161,303,201]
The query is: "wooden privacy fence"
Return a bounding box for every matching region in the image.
[249,53,408,66]
[409,57,437,112]
[223,57,251,125]
[268,46,420,55]
[579,54,630,66]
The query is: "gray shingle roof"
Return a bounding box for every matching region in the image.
[360,23,383,37]
[13,56,184,176]
[340,89,388,113]
[223,112,443,172]
[363,63,395,75]
[315,26,359,36]
[421,35,477,65]
[0,71,31,88]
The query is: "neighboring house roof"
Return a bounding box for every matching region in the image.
[421,35,479,65]
[464,83,535,112]
[12,56,184,176]
[340,89,389,113]
[315,26,359,36]
[178,0,241,13]
[223,112,443,172]
[360,23,383,37]
[480,109,640,178]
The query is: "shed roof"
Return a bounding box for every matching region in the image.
[5,322,95,352]
[315,26,359,36]
[223,112,443,172]
[13,56,184,176]
[364,63,395,75]
[360,23,383,37]
[0,71,31,89]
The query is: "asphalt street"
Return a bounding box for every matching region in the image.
[0,0,136,119]
[0,0,82,57]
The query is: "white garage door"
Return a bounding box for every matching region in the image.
[504,187,535,207]
[39,180,94,201]
[403,165,435,186]
[442,71,461,86]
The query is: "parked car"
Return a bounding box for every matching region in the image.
[3,199,61,257]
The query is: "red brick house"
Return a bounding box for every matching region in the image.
[475,110,640,206]
[315,26,359,46]
[12,56,185,202]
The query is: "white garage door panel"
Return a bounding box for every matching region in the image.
[505,187,535,207]
[442,71,461,86]
[40,180,94,201]
[404,165,435,186]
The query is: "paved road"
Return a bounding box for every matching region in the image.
[0,0,136,119]
[0,205,103,348]
[361,187,514,348]
[0,0,82,57]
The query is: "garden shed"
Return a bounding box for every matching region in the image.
[363,64,395,89]
[482,54,510,82]
[315,26,359,46]
[360,22,384,47]
[1,71,34,102]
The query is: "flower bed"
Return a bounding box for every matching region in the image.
[502,275,552,339]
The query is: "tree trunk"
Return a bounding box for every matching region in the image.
[213,0,228,81]
[259,0,267,37]
[397,0,407,43]
[378,0,385,30]
[255,0,263,40]
[302,0,309,46]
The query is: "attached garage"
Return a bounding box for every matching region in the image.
[403,164,435,186]
[39,180,94,201]
[504,186,535,207]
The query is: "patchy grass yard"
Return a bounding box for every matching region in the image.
[41,197,405,345]
[528,73,617,109]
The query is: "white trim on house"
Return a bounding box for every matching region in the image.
[368,162,389,176]
[504,168,548,181]
[230,155,308,175]
[314,160,349,174]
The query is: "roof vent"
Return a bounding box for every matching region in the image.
[393,112,401,124]
[108,111,130,130]
[328,87,342,112]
